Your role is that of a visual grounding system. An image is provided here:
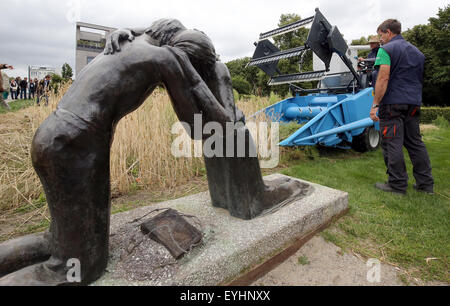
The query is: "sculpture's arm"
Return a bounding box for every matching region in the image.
[104,28,142,55]
[127,27,147,36]
[161,46,234,127]
[205,62,245,123]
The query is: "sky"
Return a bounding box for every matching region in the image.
[0,0,448,78]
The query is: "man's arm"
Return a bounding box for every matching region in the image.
[0,64,13,70]
[370,64,390,121]
[370,47,391,122]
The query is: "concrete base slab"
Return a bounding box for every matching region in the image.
[93,174,348,286]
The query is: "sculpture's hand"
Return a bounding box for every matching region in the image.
[104,29,135,55]
[234,108,245,123]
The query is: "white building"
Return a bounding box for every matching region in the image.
[28,66,56,81]
[76,22,117,77]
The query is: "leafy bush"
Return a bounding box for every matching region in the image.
[420,107,450,123]
[432,115,450,128]
[403,6,449,107]
[231,76,251,95]
[240,94,258,101]
[233,89,239,102]
[269,92,282,104]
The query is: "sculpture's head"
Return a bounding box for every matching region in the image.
[170,29,217,78]
[145,18,187,46]
[146,18,217,78]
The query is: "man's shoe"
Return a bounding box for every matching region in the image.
[374,183,406,195]
[413,184,434,195]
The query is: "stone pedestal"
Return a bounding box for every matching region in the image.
[93,174,348,286]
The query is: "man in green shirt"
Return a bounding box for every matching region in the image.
[370,19,434,195]
[374,48,391,67]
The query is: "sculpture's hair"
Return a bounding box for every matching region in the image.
[145,19,187,46]
[169,29,217,70]
[146,19,218,77]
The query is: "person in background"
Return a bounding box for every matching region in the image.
[44,75,51,88]
[0,64,13,109]
[36,79,44,106]
[2,72,10,95]
[20,77,28,99]
[359,35,381,62]
[42,75,51,106]
[1,71,10,108]
[33,78,39,101]
[358,36,381,87]
[10,79,18,100]
[29,79,36,100]
[15,77,21,99]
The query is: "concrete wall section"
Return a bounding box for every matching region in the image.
[75,49,102,77]
[75,22,116,77]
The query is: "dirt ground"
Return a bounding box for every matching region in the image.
[252,235,447,286]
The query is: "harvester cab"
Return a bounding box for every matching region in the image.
[248,8,381,152]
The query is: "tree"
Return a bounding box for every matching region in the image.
[403,5,449,106]
[226,57,260,94]
[51,73,63,94]
[351,36,371,58]
[272,14,314,96]
[231,76,251,95]
[225,14,318,97]
[61,63,73,80]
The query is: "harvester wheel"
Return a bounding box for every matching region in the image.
[351,127,381,152]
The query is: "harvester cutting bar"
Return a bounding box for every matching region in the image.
[277,88,376,147]
[259,15,314,41]
[268,70,326,86]
[247,46,308,66]
[286,117,374,145]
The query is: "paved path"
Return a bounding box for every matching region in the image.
[252,235,446,286]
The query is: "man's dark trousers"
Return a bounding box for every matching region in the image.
[379,104,434,192]
[20,88,27,99]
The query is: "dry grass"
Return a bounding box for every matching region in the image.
[0,85,204,210]
[109,88,205,196]
[0,84,274,240]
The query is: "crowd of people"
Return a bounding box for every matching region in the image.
[0,63,53,109]
[8,74,52,106]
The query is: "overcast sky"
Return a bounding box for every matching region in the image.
[1,0,448,78]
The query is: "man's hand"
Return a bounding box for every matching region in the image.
[371,64,390,122]
[370,108,379,122]
[104,29,135,55]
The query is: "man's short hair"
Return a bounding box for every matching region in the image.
[377,19,402,34]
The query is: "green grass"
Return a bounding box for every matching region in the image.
[0,99,35,114]
[1,97,447,283]
[280,126,450,283]
[298,255,310,266]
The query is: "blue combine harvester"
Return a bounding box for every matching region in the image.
[248,8,381,152]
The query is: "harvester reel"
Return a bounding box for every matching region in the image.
[248,8,380,151]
